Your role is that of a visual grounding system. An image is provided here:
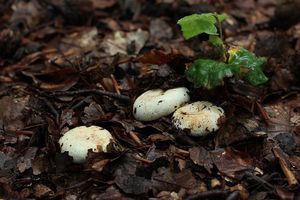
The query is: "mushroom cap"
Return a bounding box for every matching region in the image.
[59,126,113,163]
[133,87,190,121]
[172,101,225,136]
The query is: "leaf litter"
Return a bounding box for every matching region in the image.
[0,0,300,199]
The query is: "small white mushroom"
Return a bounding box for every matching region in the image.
[59,126,113,163]
[133,87,190,121]
[172,101,225,136]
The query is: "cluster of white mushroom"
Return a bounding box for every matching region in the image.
[133,87,225,136]
[58,87,225,164]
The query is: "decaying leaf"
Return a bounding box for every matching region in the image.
[210,148,255,178]
[101,29,149,55]
[189,146,213,173]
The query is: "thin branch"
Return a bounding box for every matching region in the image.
[50,89,131,103]
[185,190,229,200]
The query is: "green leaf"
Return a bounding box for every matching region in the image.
[208,35,223,46]
[185,59,238,89]
[228,48,268,85]
[215,13,228,22]
[177,13,227,40]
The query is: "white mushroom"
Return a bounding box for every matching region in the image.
[59,126,113,163]
[172,101,225,136]
[133,87,190,121]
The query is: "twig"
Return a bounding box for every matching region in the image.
[132,154,153,164]
[39,97,59,123]
[243,171,274,191]
[273,147,298,186]
[71,96,93,110]
[21,123,47,130]
[226,190,240,200]
[50,89,131,103]
[174,147,190,157]
[14,130,33,136]
[170,145,190,157]
[255,101,271,125]
[256,102,292,127]
[184,190,229,200]
[129,131,143,146]
[110,74,121,94]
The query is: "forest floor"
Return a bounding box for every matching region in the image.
[0,0,300,199]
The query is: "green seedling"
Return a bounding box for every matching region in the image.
[177,13,268,89]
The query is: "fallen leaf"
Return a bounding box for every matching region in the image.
[264,102,292,138]
[16,147,38,173]
[150,18,173,40]
[62,27,98,52]
[92,0,116,9]
[92,159,110,172]
[87,186,126,199]
[22,67,79,91]
[115,175,152,195]
[215,116,266,147]
[10,0,44,31]
[0,95,29,131]
[81,101,106,124]
[274,186,294,200]
[210,148,254,178]
[138,49,180,65]
[33,184,54,198]
[102,29,149,55]
[189,146,213,173]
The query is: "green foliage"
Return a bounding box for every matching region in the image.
[228,48,268,86]
[185,48,268,89]
[185,59,238,89]
[177,12,269,89]
[177,13,227,46]
[208,35,223,46]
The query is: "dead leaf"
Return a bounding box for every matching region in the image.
[189,146,213,173]
[22,68,79,91]
[10,0,44,31]
[101,29,149,55]
[60,109,78,128]
[81,101,106,124]
[264,102,292,138]
[0,95,29,131]
[138,49,180,65]
[274,186,294,200]
[274,133,296,155]
[150,18,173,40]
[152,167,197,193]
[33,184,54,198]
[87,186,126,199]
[215,116,266,147]
[0,28,20,58]
[210,148,255,178]
[16,147,38,173]
[115,175,152,195]
[32,155,48,175]
[62,27,98,52]
[92,0,116,9]
[229,184,249,200]
[92,159,110,172]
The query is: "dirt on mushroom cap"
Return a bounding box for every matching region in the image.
[172,101,225,136]
[59,126,113,163]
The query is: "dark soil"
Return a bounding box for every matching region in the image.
[0,0,300,199]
